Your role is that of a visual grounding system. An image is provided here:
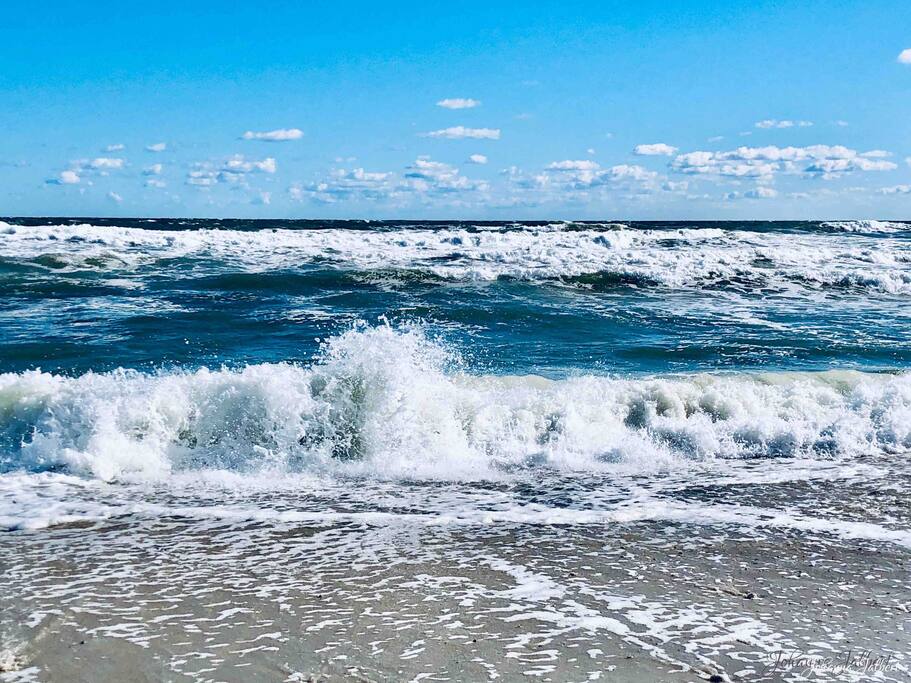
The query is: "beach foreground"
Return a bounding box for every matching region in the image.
[2,455,909,683]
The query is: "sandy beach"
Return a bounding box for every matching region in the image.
[3,456,908,682]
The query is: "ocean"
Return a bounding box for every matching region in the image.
[1,218,910,681]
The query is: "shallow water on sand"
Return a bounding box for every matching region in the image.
[2,456,910,681]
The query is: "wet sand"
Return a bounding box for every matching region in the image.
[2,493,909,682]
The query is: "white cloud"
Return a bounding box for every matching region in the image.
[803,157,896,176]
[834,120,849,127]
[291,167,396,203]
[468,154,488,164]
[503,158,662,206]
[187,170,217,187]
[242,128,304,141]
[861,150,891,158]
[145,178,166,188]
[50,157,125,184]
[538,160,657,190]
[708,135,724,142]
[143,163,163,175]
[423,126,500,140]
[105,143,125,152]
[745,186,779,199]
[547,160,600,171]
[724,188,782,200]
[89,157,124,170]
[291,157,487,204]
[436,98,481,109]
[107,191,123,203]
[253,191,272,205]
[634,143,678,156]
[880,185,911,195]
[672,144,897,180]
[502,165,549,192]
[897,48,911,64]
[607,164,658,181]
[55,157,124,179]
[673,150,776,178]
[404,158,488,193]
[186,155,277,188]
[755,119,813,129]
[146,142,167,152]
[587,148,596,155]
[223,154,277,173]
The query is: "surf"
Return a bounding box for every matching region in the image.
[1,324,908,482]
[2,220,910,294]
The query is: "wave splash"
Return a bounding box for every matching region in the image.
[1,325,909,481]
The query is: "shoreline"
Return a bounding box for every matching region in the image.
[3,467,909,682]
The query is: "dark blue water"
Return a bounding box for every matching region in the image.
[1,218,909,377]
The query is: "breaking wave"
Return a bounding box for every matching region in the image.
[820,219,909,234]
[2,220,910,293]
[1,325,909,482]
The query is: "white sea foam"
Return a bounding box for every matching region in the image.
[820,219,909,233]
[2,221,910,293]
[1,325,909,482]
[4,471,910,550]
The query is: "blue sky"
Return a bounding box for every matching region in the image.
[2,0,911,219]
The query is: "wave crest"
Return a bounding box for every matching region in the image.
[1,326,909,481]
[2,221,911,294]
[820,220,908,234]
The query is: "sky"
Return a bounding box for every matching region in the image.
[2,0,911,219]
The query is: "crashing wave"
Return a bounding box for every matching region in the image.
[1,325,909,481]
[820,220,909,234]
[1,221,911,294]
